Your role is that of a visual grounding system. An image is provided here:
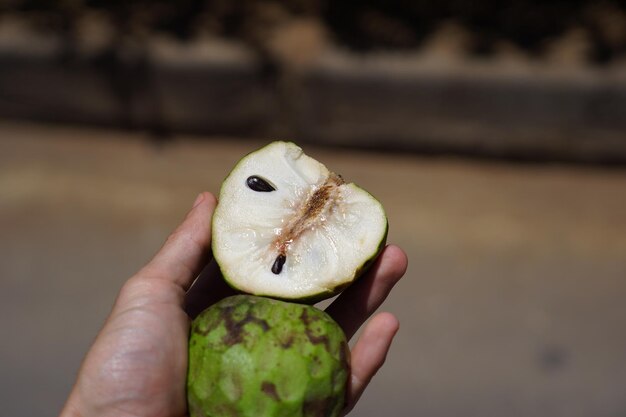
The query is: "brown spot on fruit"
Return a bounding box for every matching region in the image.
[221,307,271,346]
[261,381,280,401]
[301,309,331,351]
[280,334,295,349]
[300,308,316,326]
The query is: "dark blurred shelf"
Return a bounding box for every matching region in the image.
[1,35,625,164]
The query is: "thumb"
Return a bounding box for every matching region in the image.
[138,192,217,291]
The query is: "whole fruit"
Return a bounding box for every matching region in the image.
[187,295,350,417]
[212,141,388,302]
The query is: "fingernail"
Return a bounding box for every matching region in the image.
[192,193,204,209]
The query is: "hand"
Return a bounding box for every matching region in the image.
[60,192,408,417]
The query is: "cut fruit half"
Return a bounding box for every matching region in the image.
[212,141,388,302]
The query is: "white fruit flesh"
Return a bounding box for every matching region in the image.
[212,141,387,300]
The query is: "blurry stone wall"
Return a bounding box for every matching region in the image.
[1,1,625,162]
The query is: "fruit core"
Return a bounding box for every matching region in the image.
[248,172,346,275]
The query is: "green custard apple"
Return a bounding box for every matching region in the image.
[187,295,350,417]
[212,141,388,302]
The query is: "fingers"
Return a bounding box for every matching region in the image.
[344,312,399,415]
[326,245,407,340]
[138,192,217,291]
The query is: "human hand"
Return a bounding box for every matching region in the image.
[60,192,407,417]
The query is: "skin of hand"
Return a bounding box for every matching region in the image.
[60,192,408,417]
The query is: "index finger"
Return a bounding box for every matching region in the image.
[325,245,408,340]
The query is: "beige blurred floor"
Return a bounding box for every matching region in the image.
[1,121,626,417]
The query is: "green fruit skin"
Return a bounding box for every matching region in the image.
[188,295,350,417]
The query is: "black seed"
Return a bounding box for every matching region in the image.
[246,176,275,192]
[271,254,286,275]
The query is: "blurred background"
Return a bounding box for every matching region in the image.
[1,1,626,417]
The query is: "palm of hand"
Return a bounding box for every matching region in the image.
[72,278,189,417]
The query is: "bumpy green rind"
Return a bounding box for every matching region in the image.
[187,295,350,417]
